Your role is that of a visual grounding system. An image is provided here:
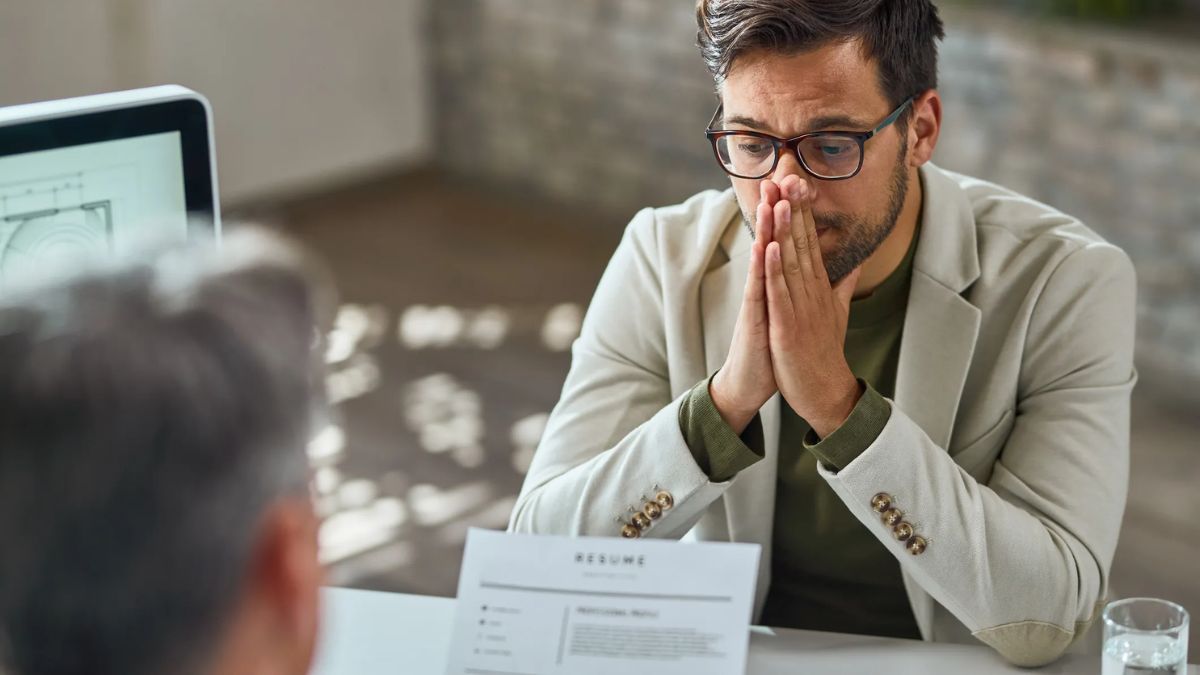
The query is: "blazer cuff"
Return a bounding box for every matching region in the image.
[678,372,765,482]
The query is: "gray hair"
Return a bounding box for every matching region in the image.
[0,230,328,675]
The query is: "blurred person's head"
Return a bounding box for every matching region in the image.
[0,231,329,675]
[697,0,945,282]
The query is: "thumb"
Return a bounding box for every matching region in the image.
[832,266,862,314]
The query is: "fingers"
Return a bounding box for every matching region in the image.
[755,192,774,243]
[764,241,796,333]
[796,182,826,280]
[743,181,782,329]
[758,179,781,244]
[760,180,781,209]
[776,175,806,238]
[780,179,822,278]
[832,265,863,314]
[774,197,812,297]
[746,188,777,314]
[777,175,802,212]
[742,193,774,325]
[742,235,767,322]
[776,177,821,280]
[777,178,829,286]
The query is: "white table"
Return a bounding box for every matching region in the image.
[312,587,1198,674]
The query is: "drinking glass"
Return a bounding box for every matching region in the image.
[1102,597,1189,674]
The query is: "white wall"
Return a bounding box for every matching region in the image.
[0,0,431,205]
[0,3,123,101]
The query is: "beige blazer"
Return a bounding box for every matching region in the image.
[508,163,1136,667]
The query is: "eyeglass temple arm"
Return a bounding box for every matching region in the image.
[707,103,723,132]
[866,97,915,138]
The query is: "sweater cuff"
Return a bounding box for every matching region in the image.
[678,373,765,482]
[803,379,891,472]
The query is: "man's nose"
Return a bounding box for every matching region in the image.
[773,150,806,181]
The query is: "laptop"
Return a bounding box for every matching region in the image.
[0,85,220,288]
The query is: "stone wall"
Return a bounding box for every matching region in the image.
[434,0,726,211]
[432,1,1200,392]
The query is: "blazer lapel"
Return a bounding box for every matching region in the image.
[699,227,748,376]
[895,164,983,450]
[895,274,981,450]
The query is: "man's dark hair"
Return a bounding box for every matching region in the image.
[696,0,946,115]
[0,231,327,675]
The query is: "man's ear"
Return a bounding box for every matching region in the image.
[249,497,324,671]
[908,89,942,168]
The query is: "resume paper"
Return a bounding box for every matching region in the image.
[446,528,761,675]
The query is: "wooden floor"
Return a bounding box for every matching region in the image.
[254,169,1198,647]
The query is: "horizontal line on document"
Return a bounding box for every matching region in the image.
[479,581,732,603]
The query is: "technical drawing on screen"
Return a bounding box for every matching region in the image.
[0,132,188,291]
[0,85,220,292]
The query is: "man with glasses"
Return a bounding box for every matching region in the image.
[511,1,1135,667]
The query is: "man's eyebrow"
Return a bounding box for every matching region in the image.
[722,112,872,134]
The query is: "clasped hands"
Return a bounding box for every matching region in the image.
[710,175,863,440]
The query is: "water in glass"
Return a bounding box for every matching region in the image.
[1102,633,1187,674]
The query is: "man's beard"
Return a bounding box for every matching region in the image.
[743,145,910,284]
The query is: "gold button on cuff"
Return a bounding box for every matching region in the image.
[907,536,928,555]
[893,522,914,542]
[655,491,674,510]
[620,524,640,539]
[881,508,904,528]
[871,493,893,513]
[643,502,662,519]
[631,512,652,530]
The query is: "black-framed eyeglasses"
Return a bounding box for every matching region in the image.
[704,97,913,181]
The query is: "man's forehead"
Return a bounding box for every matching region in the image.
[718,84,876,133]
[718,44,884,132]
[720,106,871,135]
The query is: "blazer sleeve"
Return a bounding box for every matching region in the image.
[508,208,731,539]
[816,242,1137,667]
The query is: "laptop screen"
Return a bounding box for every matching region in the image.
[0,87,218,290]
[0,131,189,284]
